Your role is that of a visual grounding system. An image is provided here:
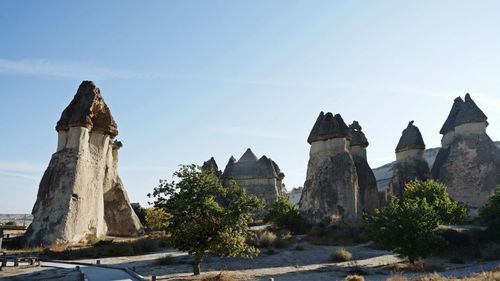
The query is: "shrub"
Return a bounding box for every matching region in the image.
[5,221,16,226]
[144,207,169,231]
[132,238,160,254]
[264,195,302,233]
[330,247,352,262]
[365,180,466,263]
[344,274,365,281]
[258,231,277,248]
[479,186,500,241]
[404,180,467,224]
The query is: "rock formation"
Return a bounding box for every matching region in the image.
[202,157,222,178]
[349,121,379,214]
[221,149,285,207]
[431,94,500,210]
[25,81,144,246]
[387,121,430,199]
[299,112,360,224]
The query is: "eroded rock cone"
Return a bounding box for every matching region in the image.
[432,94,500,210]
[387,121,430,199]
[349,121,379,214]
[299,112,360,224]
[25,81,143,246]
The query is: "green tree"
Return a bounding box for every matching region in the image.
[365,180,467,263]
[144,207,169,230]
[479,186,500,241]
[264,195,301,233]
[149,165,264,275]
[404,180,467,224]
[131,203,146,225]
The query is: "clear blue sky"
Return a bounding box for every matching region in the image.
[1,1,499,213]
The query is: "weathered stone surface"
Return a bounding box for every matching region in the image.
[349,121,378,214]
[221,149,285,206]
[202,157,222,177]
[395,121,426,153]
[432,134,500,208]
[387,121,430,199]
[352,155,379,213]
[307,112,351,144]
[431,94,499,210]
[300,152,360,224]
[388,158,430,198]
[26,81,143,246]
[300,112,361,224]
[56,81,118,138]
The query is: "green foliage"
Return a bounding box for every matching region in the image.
[479,187,500,241]
[344,274,365,281]
[330,247,352,262]
[144,207,169,230]
[264,195,302,233]
[5,221,16,226]
[149,164,265,275]
[365,180,468,263]
[131,202,147,225]
[404,180,468,224]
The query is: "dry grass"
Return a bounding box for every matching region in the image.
[387,274,407,281]
[387,268,500,281]
[344,274,365,281]
[330,247,353,262]
[386,261,443,273]
[200,272,242,281]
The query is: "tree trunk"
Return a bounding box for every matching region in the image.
[193,252,204,275]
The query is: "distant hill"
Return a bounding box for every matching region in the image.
[0,214,33,226]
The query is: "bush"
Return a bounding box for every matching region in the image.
[293,244,305,251]
[344,274,365,281]
[404,180,468,224]
[479,186,500,241]
[258,231,277,248]
[5,221,16,226]
[365,180,465,263]
[157,254,174,265]
[330,247,352,262]
[264,195,302,233]
[144,207,169,231]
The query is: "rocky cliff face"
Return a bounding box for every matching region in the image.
[25,81,143,246]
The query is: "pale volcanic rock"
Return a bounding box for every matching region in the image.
[25,81,143,246]
[221,149,285,207]
[299,112,360,224]
[387,121,430,199]
[432,94,500,209]
[350,121,379,214]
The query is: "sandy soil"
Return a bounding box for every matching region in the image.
[0,265,79,281]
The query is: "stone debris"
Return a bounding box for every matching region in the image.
[25,81,144,246]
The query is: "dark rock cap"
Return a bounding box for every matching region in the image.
[307,112,351,144]
[56,81,118,137]
[395,121,426,153]
[453,93,488,127]
[202,157,219,173]
[349,121,369,147]
[222,149,284,179]
[439,97,464,135]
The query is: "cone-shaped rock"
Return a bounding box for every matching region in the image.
[349,121,379,214]
[25,81,143,246]
[202,157,222,178]
[299,112,360,224]
[222,149,285,207]
[388,121,430,198]
[432,94,500,210]
[439,97,464,135]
